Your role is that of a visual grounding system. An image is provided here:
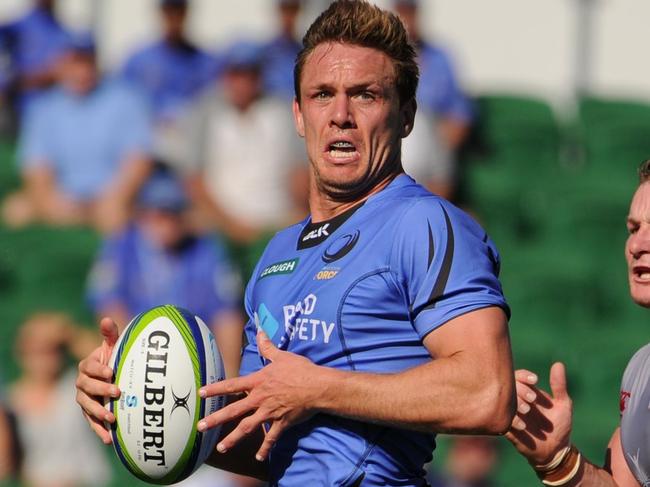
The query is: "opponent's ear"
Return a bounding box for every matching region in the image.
[400,98,417,138]
[293,97,305,138]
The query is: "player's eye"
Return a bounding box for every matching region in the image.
[313,91,332,100]
[355,90,376,101]
[627,224,639,235]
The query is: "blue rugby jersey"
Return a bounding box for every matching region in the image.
[240,174,509,486]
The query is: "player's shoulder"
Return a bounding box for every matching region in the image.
[377,175,480,230]
[623,343,650,380]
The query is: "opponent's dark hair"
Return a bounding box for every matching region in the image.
[293,0,419,106]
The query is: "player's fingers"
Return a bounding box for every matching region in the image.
[214,410,266,454]
[197,394,255,432]
[515,369,538,385]
[517,398,531,415]
[200,374,254,398]
[257,329,279,362]
[255,421,284,462]
[549,362,569,401]
[76,370,120,399]
[76,388,115,424]
[84,411,113,445]
[515,380,538,404]
[78,355,114,381]
[510,414,527,431]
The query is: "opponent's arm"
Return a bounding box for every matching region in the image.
[506,365,640,486]
[199,306,515,460]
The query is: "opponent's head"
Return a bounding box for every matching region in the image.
[626,159,650,308]
[292,0,418,203]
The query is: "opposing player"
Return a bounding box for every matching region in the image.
[76,1,515,484]
[506,160,650,486]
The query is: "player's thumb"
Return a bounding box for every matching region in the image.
[257,329,278,362]
[100,317,119,345]
[549,362,569,401]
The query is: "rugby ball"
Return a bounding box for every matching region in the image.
[106,305,225,484]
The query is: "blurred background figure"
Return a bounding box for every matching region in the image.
[177,39,307,278]
[9,312,110,487]
[0,367,20,483]
[429,436,500,487]
[0,34,153,233]
[121,0,220,162]
[86,166,244,379]
[261,0,302,101]
[0,0,72,132]
[393,0,473,200]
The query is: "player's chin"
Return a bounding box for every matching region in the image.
[629,281,650,309]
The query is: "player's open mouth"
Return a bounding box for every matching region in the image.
[327,140,359,160]
[633,265,650,281]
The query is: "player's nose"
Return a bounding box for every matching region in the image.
[628,224,650,258]
[329,94,355,129]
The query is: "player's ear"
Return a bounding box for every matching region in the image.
[293,97,305,138]
[400,98,416,138]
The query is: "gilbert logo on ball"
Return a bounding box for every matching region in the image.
[106,305,225,484]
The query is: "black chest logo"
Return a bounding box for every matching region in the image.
[322,230,360,263]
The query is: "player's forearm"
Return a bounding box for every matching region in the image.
[567,462,622,487]
[313,352,515,435]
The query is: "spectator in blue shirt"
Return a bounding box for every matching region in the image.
[121,0,220,125]
[86,167,245,379]
[0,0,72,117]
[1,35,153,233]
[393,0,474,150]
[261,0,302,101]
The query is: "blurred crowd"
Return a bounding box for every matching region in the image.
[0,1,502,486]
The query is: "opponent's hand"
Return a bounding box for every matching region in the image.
[198,330,322,461]
[75,318,122,444]
[505,362,573,466]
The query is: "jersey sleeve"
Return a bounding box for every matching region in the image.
[391,198,509,339]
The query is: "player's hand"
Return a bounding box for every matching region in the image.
[198,330,322,461]
[505,362,573,466]
[75,317,122,444]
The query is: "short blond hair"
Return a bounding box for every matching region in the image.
[639,159,650,184]
[293,0,418,105]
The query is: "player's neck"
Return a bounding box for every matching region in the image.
[309,174,398,223]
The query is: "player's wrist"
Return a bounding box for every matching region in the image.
[533,444,583,486]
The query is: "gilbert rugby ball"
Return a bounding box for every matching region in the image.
[106,305,225,484]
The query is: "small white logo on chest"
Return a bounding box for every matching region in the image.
[302,223,330,241]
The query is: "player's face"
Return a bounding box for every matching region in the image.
[293,43,415,200]
[626,181,650,307]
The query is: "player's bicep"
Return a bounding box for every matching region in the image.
[422,306,510,361]
[606,427,640,487]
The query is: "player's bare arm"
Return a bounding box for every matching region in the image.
[199,306,515,461]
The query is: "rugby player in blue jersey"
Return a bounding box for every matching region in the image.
[76,1,515,484]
